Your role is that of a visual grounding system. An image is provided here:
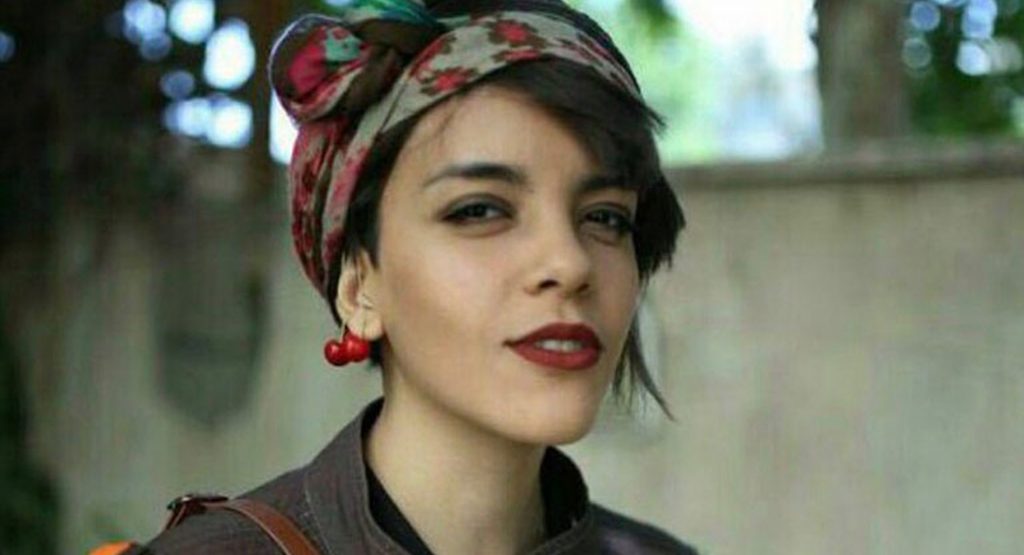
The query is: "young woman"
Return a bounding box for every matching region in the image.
[125,0,693,553]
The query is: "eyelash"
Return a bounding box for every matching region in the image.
[443,199,636,236]
[585,208,637,235]
[445,201,509,223]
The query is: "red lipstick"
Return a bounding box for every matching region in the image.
[507,323,603,371]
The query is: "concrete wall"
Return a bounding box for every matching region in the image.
[28,143,1024,554]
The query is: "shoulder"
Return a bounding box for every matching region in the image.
[590,503,700,555]
[141,508,274,555]
[141,467,321,554]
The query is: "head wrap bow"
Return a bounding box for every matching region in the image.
[271,0,645,306]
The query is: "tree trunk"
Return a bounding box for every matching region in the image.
[222,0,291,200]
[815,0,911,148]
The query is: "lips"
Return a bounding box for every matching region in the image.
[507,322,603,371]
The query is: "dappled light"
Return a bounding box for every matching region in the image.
[107,0,256,147]
[202,18,255,90]
[205,95,253,148]
[958,40,992,74]
[962,0,998,39]
[0,30,14,62]
[899,0,1023,135]
[163,94,252,148]
[164,96,210,137]
[907,0,1020,77]
[910,1,943,31]
[159,69,196,100]
[168,0,215,44]
[122,0,166,42]
[904,36,934,70]
[122,0,172,60]
[270,92,298,164]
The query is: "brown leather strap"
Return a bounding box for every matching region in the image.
[212,499,321,555]
[163,493,320,555]
[164,494,229,530]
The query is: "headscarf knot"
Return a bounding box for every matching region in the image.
[270,1,446,123]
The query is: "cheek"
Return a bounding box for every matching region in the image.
[595,245,641,359]
[377,227,510,359]
[595,242,640,307]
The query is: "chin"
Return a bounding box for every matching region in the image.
[491,389,605,447]
[534,417,598,446]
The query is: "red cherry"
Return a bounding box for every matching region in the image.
[345,334,370,361]
[323,339,348,366]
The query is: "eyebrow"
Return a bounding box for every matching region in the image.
[422,162,530,190]
[420,161,634,194]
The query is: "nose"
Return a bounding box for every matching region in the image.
[524,217,594,299]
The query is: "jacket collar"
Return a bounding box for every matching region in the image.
[302,397,596,555]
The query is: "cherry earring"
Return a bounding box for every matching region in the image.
[323,337,347,366]
[343,327,371,362]
[324,327,371,367]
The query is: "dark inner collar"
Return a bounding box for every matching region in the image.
[359,400,588,554]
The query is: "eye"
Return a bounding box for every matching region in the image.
[583,206,636,237]
[443,198,511,224]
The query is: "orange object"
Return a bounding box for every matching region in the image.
[88,541,134,555]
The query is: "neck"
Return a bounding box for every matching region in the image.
[365,387,547,555]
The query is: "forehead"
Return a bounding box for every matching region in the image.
[390,86,602,186]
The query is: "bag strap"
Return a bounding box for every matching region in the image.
[165,494,321,555]
[217,499,321,555]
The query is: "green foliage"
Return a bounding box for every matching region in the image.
[908,0,1024,136]
[619,0,678,37]
[571,0,714,162]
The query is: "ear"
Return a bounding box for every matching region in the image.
[334,250,384,340]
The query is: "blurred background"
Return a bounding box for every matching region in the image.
[1,0,1023,553]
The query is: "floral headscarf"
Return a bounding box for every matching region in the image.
[270,0,645,306]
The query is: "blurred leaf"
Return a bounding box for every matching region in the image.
[630,0,677,36]
[908,1,1024,136]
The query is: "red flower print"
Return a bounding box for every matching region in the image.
[493,49,544,64]
[330,145,369,208]
[435,70,468,90]
[286,26,362,100]
[291,125,318,157]
[324,228,344,256]
[420,67,479,96]
[411,35,455,79]
[291,130,334,211]
[497,21,528,43]
[300,218,316,253]
[485,18,548,49]
[293,177,312,209]
[322,228,346,284]
[290,211,318,287]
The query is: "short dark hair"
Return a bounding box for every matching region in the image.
[331,59,685,416]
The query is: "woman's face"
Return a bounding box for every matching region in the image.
[359,85,640,446]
